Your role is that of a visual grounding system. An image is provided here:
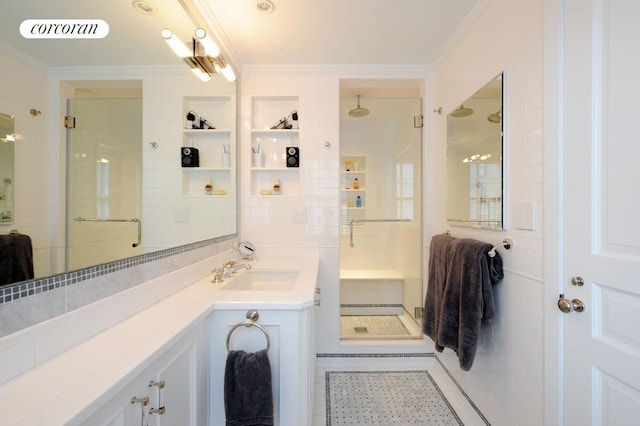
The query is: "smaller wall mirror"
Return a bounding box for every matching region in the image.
[446,73,504,229]
[0,113,14,224]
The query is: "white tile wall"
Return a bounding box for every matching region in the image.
[3,1,547,419]
[239,70,434,354]
[432,0,545,425]
[0,50,57,278]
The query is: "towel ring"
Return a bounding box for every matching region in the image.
[226,310,271,352]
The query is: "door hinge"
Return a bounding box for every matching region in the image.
[64,116,76,129]
[413,115,424,128]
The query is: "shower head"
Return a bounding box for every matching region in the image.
[487,110,501,123]
[449,104,474,118]
[348,95,370,118]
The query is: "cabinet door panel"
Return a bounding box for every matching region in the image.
[146,326,204,426]
[82,377,142,426]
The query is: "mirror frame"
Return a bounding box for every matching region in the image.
[446,72,504,230]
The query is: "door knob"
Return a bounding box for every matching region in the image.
[558,294,585,313]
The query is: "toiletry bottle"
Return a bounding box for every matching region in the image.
[356,195,362,207]
[353,178,360,189]
[273,178,281,195]
[205,179,213,195]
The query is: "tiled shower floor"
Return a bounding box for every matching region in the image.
[340,314,422,339]
[313,354,490,426]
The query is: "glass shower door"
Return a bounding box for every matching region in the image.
[66,98,142,271]
[339,96,423,340]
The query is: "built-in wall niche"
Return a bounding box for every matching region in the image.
[249,96,300,196]
[446,73,504,230]
[340,155,367,227]
[182,96,235,197]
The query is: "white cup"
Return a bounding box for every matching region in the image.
[221,152,230,167]
[253,152,265,167]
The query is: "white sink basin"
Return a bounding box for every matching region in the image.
[220,269,300,291]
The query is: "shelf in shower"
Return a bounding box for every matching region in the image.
[339,269,404,280]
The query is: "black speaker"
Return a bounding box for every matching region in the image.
[286,146,299,168]
[181,147,199,167]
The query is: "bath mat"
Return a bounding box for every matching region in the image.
[340,315,410,337]
[326,370,463,425]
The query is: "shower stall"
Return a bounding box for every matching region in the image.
[66,95,142,271]
[339,87,423,340]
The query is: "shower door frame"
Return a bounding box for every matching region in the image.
[65,96,143,271]
[338,93,424,340]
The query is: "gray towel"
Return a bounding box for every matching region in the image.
[423,234,456,351]
[224,349,274,426]
[0,234,34,286]
[437,238,504,371]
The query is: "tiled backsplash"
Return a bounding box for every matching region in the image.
[0,236,236,337]
[0,239,214,305]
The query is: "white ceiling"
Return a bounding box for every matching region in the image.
[201,0,480,67]
[0,0,479,71]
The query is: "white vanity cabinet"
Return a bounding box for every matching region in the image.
[82,323,207,426]
[208,307,315,426]
[0,256,319,426]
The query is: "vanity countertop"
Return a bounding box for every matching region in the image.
[0,256,319,425]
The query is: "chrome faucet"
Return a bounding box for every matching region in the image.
[211,260,252,283]
[222,260,252,277]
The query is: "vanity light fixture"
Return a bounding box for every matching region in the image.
[161,28,236,82]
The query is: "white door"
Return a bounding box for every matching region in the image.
[562,0,640,424]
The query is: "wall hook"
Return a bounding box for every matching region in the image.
[433,107,443,114]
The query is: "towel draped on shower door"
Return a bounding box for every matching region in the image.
[423,236,504,370]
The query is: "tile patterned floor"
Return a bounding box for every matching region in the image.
[326,370,464,425]
[313,354,490,426]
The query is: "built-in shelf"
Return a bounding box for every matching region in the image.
[340,155,367,227]
[249,96,300,196]
[182,96,234,196]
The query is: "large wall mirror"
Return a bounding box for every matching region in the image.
[446,73,504,229]
[0,1,238,288]
[0,113,14,225]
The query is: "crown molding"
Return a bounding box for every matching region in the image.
[242,64,433,78]
[434,0,493,67]
[0,41,47,72]
[46,65,189,80]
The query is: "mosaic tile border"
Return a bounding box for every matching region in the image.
[434,355,492,426]
[0,236,226,305]
[325,370,463,426]
[318,352,436,359]
[340,303,404,308]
